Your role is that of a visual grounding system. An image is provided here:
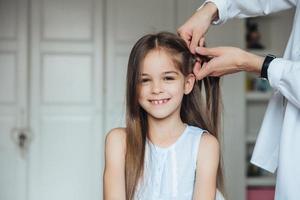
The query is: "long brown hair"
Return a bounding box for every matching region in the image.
[125,32,224,199]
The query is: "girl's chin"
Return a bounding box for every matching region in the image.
[146,110,177,120]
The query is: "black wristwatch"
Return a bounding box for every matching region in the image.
[261,54,276,80]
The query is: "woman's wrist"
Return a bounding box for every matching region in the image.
[201,2,219,23]
[241,51,264,75]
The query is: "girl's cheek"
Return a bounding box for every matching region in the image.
[139,87,148,97]
[171,82,184,91]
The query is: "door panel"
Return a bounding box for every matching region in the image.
[42,54,92,103]
[0,0,28,199]
[0,53,16,102]
[0,0,17,39]
[29,0,104,199]
[0,115,19,199]
[42,0,93,41]
[38,116,94,200]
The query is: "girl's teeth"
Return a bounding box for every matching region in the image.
[152,99,168,104]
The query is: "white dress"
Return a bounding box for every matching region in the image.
[134,125,224,200]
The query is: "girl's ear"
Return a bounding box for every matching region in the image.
[184,73,196,95]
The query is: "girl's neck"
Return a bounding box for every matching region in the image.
[147,114,186,146]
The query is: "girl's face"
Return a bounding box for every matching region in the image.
[138,49,195,120]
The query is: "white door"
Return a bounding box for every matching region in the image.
[28,0,104,199]
[0,0,29,199]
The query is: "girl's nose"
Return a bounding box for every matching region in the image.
[151,81,163,94]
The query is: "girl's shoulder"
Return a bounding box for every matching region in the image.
[106,127,127,139]
[199,132,219,152]
[196,131,220,169]
[105,127,127,154]
[187,125,219,161]
[187,125,219,148]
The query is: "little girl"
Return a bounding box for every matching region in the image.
[104,32,225,200]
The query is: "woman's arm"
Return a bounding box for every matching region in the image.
[268,59,300,109]
[193,133,220,200]
[194,46,300,109]
[178,0,296,52]
[103,128,127,200]
[207,0,297,25]
[193,46,264,80]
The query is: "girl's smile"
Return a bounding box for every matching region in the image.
[148,98,171,105]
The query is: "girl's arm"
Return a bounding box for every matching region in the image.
[103,128,127,200]
[193,133,220,200]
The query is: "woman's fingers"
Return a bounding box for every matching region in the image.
[193,47,219,79]
[190,30,203,54]
[195,46,221,57]
[193,54,227,79]
[178,29,191,47]
[193,61,212,80]
[199,37,205,47]
[194,46,252,79]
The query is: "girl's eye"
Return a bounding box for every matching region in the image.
[163,76,175,81]
[140,78,150,83]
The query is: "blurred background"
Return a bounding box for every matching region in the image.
[0,0,294,199]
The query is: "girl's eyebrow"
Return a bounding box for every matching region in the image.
[163,71,179,75]
[140,71,179,76]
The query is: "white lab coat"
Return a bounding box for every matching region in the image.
[204,0,300,199]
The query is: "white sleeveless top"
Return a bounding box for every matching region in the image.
[134,125,224,200]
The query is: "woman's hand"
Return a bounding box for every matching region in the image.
[194,46,265,80]
[177,2,218,54]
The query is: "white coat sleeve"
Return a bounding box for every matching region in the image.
[268,58,300,109]
[203,0,297,24]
